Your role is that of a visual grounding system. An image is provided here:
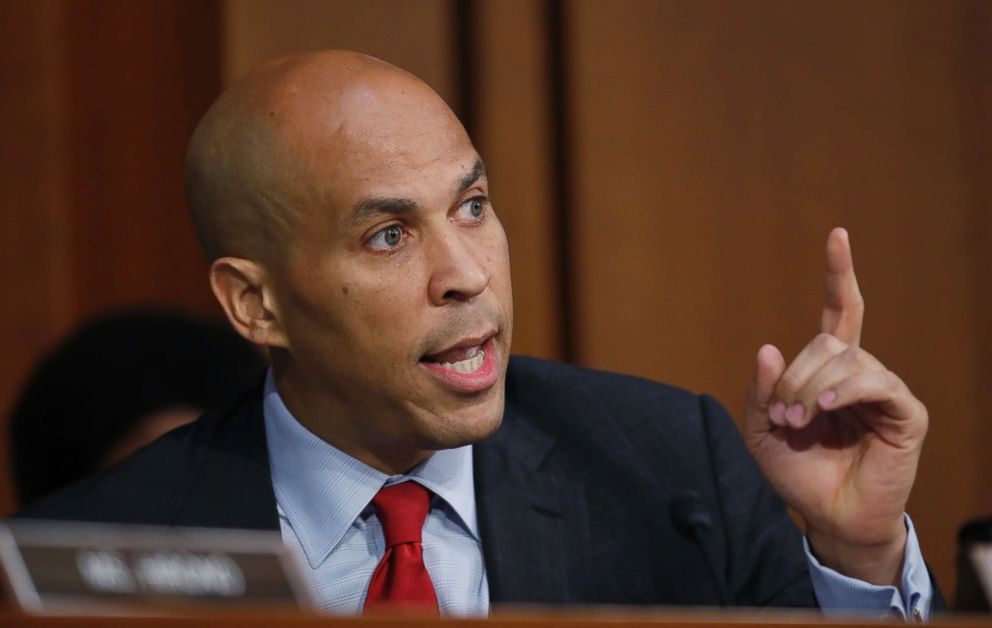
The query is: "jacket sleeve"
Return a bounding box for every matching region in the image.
[697,394,819,607]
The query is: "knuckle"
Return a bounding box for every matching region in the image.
[813,333,845,354]
[851,293,865,313]
[882,370,902,392]
[812,332,832,349]
[776,373,802,398]
[842,347,869,368]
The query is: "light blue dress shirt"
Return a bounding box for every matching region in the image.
[262,371,932,618]
[806,515,932,620]
[263,372,488,616]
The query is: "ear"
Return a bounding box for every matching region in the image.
[209,257,289,349]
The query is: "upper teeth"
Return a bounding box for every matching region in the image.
[442,349,485,374]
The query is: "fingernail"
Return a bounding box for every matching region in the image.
[769,401,786,423]
[786,403,806,426]
[817,389,837,408]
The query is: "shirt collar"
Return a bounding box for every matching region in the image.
[262,370,478,568]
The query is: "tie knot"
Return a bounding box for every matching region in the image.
[371,482,431,546]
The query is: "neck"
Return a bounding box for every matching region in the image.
[269,357,433,475]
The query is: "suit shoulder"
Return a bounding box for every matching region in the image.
[506,355,715,429]
[13,403,225,524]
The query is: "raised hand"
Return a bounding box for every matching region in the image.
[742,228,928,585]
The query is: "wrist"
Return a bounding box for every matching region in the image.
[807,519,908,587]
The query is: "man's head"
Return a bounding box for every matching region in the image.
[186,51,512,474]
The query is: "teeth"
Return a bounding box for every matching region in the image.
[441,349,485,374]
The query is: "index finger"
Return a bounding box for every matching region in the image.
[821,227,864,347]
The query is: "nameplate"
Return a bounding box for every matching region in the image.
[0,520,312,614]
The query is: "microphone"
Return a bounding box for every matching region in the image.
[670,491,729,606]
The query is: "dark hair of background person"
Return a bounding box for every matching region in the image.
[955,517,992,611]
[9,308,266,507]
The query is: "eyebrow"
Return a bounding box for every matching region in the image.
[348,159,487,225]
[455,159,487,196]
[349,197,418,225]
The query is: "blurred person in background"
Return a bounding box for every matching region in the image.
[9,308,265,507]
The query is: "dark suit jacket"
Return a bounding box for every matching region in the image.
[19,356,818,607]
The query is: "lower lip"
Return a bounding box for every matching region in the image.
[420,337,499,394]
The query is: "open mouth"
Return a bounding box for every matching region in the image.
[420,335,499,393]
[422,342,487,374]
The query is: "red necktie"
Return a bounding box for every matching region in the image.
[363,481,439,614]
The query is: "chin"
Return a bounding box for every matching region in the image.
[416,398,505,450]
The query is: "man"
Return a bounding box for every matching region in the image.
[19,51,935,618]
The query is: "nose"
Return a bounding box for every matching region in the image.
[427,228,490,306]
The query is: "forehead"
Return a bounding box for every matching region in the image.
[284,78,478,213]
[338,107,475,194]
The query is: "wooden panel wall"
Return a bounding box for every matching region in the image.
[564,0,991,594]
[0,0,72,517]
[1,0,987,601]
[0,0,221,513]
[60,1,221,321]
[223,0,457,105]
[472,0,562,360]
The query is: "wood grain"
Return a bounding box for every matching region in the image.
[0,0,221,514]
[565,0,991,596]
[472,0,562,360]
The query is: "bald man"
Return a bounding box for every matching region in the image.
[19,51,938,618]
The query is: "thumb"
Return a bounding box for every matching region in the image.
[744,344,786,434]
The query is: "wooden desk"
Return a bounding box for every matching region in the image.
[1,607,991,627]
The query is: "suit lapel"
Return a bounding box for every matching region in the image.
[172,384,281,531]
[474,405,590,604]
[167,374,595,603]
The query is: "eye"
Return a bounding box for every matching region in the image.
[367,224,404,251]
[456,196,487,223]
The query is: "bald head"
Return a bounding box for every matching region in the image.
[185,50,466,264]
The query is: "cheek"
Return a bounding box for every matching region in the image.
[277,259,359,355]
[339,262,431,339]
